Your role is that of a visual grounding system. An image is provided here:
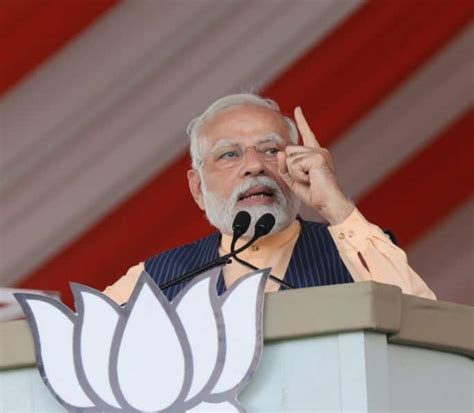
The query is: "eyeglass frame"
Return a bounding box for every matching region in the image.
[197,133,289,169]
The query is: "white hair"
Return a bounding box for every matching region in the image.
[186,93,298,169]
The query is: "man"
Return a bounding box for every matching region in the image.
[105,93,435,304]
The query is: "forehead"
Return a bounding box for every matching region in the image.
[199,104,291,146]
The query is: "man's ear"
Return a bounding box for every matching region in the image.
[187,169,205,210]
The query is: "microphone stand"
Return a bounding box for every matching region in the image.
[230,240,294,290]
[160,232,263,291]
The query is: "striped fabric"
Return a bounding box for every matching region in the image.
[3,1,472,306]
[145,218,353,301]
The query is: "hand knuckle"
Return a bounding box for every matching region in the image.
[314,153,325,162]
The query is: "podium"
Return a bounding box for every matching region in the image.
[1,281,472,412]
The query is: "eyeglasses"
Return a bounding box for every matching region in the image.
[200,138,288,169]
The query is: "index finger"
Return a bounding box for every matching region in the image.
[294,106,321,149]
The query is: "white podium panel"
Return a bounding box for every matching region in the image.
[1,282,472,412]
[2,331,472,412]
[241,332,473,412]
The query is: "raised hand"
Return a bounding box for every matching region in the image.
[277,107,355,225]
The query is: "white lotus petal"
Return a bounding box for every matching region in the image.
[175,275,220,400]
[75,288,121,408]
[187,401,240,412]
[21,297,93,408]
[116,279,186,411]
[211,271,266,394]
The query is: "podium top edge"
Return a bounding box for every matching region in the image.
[263,281,473,357]
[1,281,473,369]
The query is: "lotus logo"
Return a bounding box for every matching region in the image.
[15,268,269,412]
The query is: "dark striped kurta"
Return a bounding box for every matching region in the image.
[145,218,354,301]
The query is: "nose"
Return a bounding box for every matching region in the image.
[240,147,266,177]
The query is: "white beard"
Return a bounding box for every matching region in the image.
[200,175,300,238]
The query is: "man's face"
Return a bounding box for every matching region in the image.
[188,104,300,236]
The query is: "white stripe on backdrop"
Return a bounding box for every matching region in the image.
[409,198,474,304]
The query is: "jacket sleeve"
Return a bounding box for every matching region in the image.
[327,208,436,300]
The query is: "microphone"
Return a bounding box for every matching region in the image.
[253,213,276,238]
[230,211,251,252]
[160,213,276,291]
[230,213,294,290]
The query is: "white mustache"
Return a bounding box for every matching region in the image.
[230,176,285,206]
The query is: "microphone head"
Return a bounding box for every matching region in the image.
[254,213,276,238]
[232,211,251,236]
